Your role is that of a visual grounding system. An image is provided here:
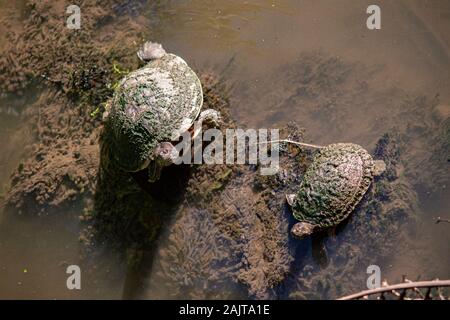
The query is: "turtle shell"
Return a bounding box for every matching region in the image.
[107,53,203,171]
[291,143,375,229]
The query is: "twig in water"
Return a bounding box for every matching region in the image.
[435,217,450,224]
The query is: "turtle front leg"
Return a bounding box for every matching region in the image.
[286,194,297,207]
[192,109,221,140]
[148,160,163,183]
[148,142,178,183]
[291,222,316,239]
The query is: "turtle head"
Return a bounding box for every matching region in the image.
[291,222,316,239]
[147,142,179,183]
[137,41,166,62]
[154,142,178,166]
[373,160,386,177]
[286,195,317,239]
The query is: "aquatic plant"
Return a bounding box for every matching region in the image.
[145,209,240,299]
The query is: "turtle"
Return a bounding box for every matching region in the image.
[284,142,386,239]
[105,41,220,181]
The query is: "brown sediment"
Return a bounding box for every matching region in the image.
[3,0,145,214]
[1,1,132,98]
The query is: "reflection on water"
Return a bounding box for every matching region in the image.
[0,0,449,299]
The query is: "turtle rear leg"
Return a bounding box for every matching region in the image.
[192,109,221,140]
[373,160,386,176]
[137,41,166,62]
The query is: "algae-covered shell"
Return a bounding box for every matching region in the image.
[291,143,375,229]
[107,53,203,172]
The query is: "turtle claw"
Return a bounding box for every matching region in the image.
[193,109,222,139]
[154,142,178,165]
[286,194,296,207]
[199,109,221,126]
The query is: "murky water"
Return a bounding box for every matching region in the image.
[0,0,449,299]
